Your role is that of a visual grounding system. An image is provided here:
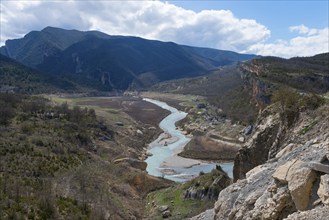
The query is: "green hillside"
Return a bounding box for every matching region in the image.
[0,54,76,93]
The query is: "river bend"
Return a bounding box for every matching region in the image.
[143,98,233,182]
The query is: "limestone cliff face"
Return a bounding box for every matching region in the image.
[239,61,272,110]
[233,106,284,180]
[213,104,329,219]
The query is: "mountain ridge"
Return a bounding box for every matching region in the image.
[1,27,256,91]
[0,26,112,67]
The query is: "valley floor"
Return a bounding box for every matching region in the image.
[141,92,245,162]
[53,92,240,219]
[0,92,242,219]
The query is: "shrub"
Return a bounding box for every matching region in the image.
[0,105,15,125]
[272,88,326,127]
[272,88,301,112]
[300,93,325,110]
[21,122,34,134]
[21,98,46,114]
[272,88,301,126]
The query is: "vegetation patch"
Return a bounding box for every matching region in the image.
[0,93,113,219]
[146,168,231,219]
[299,120,318,135]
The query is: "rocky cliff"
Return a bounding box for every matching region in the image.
[213,101,329,219]
[239,53,329,110]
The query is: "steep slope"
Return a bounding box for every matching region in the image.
[151,65,258,123]
[213,97,329,219]
[0,54,76,93]
[151,53,329,123]
[1,27,256,91]
[38,36,214,91]
[0,26,111,67]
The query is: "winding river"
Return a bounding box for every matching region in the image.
[143,98,233,182]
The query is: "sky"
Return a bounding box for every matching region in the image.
[0,0,328,58]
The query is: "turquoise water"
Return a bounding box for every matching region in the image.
[143,98,233,182]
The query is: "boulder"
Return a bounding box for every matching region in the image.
[275,143,296,158]
[251,185,295,220]
[243,125,253,135]
[136,129,143,135]
[158,205,169,213]
[317,174,329,206]
[189,209,214,220]
[272,159,298,183]
[115,121,124,126]
[162,210,171,218]
[287,166,317,211]
[285,207,329,220]
[308,162,329,174]
[272,159,317,210]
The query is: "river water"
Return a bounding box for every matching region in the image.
[143,98,233,182]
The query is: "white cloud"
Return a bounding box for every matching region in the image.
[0,1,328,58]
[289,24,318,36]
[0,0,270,52]
[246,26,329,58]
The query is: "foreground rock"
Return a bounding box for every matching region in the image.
[213,104,329,219]
[318,174,329,206]
[285,207,329,220]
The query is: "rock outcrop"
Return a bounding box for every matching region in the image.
[213,104,329,219]
[234,106,283,180]
[184,166,231,201]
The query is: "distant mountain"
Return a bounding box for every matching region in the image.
[1,27,256,91]
[181,45,257,66]
[0,54,76,93]
[38,36,218,90]
[0,26,111,67]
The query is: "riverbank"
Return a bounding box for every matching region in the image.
[143,98,234,181]
[141,92,244,162]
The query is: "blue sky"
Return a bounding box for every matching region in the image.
[167,0,329,42]
[1,0,328,58]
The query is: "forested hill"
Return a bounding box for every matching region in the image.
[0,54,76,94]
[1,27,256,91]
